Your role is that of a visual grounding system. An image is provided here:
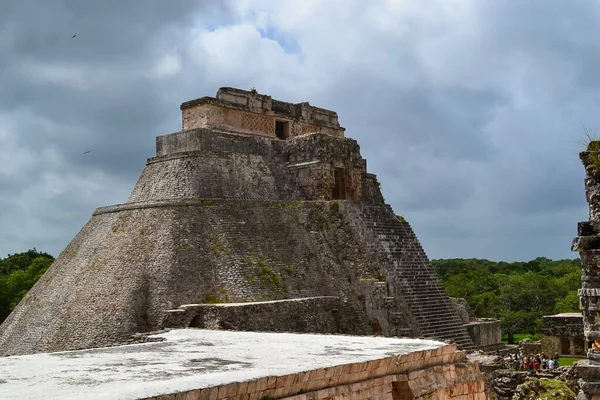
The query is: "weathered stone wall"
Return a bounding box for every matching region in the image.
[451,298,475,325]
[359,280,394,336]
[465,320,503,352]
[521,341,542,355]
[180,87,345,139]
[0,200,380,355]
[362,173,385,204]
[143,129,367,202]
[140,344,488,400]
[541,314,583,337]
[0,197,473,356]
[164,297,363,334]
[571,143,600,399]
[540,314,585,356]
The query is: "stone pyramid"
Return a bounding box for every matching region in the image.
[0,88,474,356]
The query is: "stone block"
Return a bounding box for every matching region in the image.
[272,387,288,398]
[350,363,362,374]
[156,395,177,400]
[184,390,203,400]
[276,375,291,388]
[209,387,219,400]
[255,377,269,392]
[237,382,249,395]
[247,380,257,394]
[218,383,238,399]
[196,389,210,400]
[327,376,339,387]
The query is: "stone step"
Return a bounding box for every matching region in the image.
[358,205,475,351]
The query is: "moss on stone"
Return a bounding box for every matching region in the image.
[360,272,383,281]
[202,293,222,304]
[112,210,133,233]
[274,200,304,209]
[209,235,223,255]
[178,243,193,251]
[513,378,576,400]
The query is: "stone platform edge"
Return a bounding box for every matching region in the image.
[141,344,487,400]
[92,198,357,216]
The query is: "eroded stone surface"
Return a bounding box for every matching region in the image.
[0,329,445,400]
[573,144,600,399]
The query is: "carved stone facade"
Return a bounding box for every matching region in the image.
[541,313,586,357]
[571,141,600,399]
[181,87,345,139]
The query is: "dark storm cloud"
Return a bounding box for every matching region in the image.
[0,0,228,257]
[0,0,225,179]
[1,0,599,262]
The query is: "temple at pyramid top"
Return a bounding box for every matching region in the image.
[179,87,345,139]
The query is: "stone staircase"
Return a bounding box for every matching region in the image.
[359,204,475,351]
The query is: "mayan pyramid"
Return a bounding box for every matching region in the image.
[0,88,474,356]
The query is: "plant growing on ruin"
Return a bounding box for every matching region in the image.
[579,125,600,169]
[360,272,383,281]
[210,235,223,255]
[274,200,303,209]
[178,242,193,251]
[202,293,222,304]
[249,87,258,95]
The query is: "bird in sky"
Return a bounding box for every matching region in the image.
[72,34,77,39]
[84,150,91,154]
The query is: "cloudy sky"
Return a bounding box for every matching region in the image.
[1,0,597,262]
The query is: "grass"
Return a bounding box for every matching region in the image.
[558,356,585,367]
[501,333,540,344]
[526,378,576,399]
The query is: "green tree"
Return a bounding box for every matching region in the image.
[432,257,582,341]
[0,250,54,323]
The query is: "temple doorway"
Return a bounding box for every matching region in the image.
[333,168,347,200]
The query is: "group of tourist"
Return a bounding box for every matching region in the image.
[504,352,561,371]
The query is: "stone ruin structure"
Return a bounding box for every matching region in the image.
[0,87,475,356]
[0,330,490,400]
[451,298,503,352]
[541,313,586,357]
[572,141,600,399]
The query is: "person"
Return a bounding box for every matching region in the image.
[548,358,555,369]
